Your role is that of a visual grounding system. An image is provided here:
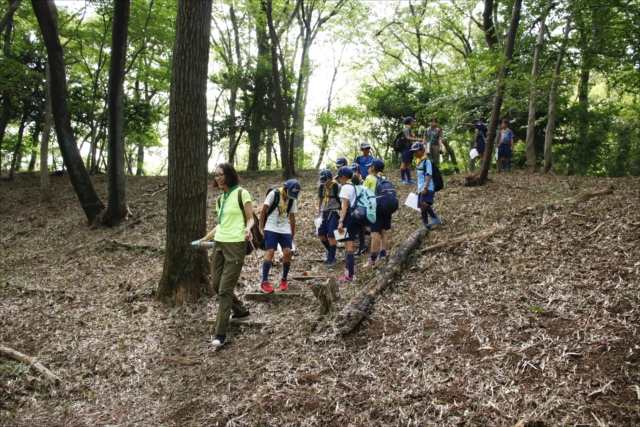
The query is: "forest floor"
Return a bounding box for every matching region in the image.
[0,169,639,426]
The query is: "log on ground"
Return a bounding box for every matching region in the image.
[244,292,306,302]
[0,345,63,384]
[334,228,429,334]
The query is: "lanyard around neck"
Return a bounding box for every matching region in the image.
[218,185,238,223]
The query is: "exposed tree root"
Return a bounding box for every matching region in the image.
[576,186,614,202]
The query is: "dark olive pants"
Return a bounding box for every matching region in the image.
[211,241,247,335]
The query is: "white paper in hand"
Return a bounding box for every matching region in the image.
[404,193,422,212]
[334,228,349,241]
[470,148,478,159]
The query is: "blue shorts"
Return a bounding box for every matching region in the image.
[401,148,414,164]
[498,144,512,159]
[418,191,435,206]
[345,220,360,242]
[477,140,486,154]
[370,213,392,233]
[317,210,339,239]
[264,230,293,250]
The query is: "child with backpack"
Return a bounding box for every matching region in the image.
[354,142,373,178]
[410,143,442,229]
[362,158,397,267]
[497,118,514,172]
[258,179,301,293]
[316,169,341,268]
[336,166,361,282]
[423,118,443,168]
[350,163,369,256]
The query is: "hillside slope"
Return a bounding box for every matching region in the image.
[1,170,639,426]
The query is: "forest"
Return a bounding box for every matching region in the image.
[1,0,639,425]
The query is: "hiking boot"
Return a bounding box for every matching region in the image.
[212,335,226,347]
[407,179,417,185]
[230,309,250,322]
[339,274,355,283]
[328,259,337,268]
[280,279,289,291]
[259,281,275,294]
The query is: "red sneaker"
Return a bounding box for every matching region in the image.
[259,281,274,294]
[280,279,289,291]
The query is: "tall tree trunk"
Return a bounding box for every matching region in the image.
[468,0,522,186]
[247,21,270,171]
[157,0,212,306]
[0,9,13,172]
[104,0,130,226]
[544,17,571,173]
[0,0,20,34]
[9,110,27,179]
[31,0,105,223]
[136,144,144,175]
[266,128,273,168]
[28,128,40,171]
[482,0,499,49]
[226,4,241,165]
[265,0,292,178]
[525,3,549,171]
[40,60,52,201]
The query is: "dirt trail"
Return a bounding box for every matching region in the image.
[1,170,638,426]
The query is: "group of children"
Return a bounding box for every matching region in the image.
[459,116,515,172]
[256,139,442,291]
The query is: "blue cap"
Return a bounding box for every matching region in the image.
[349,163,360,174]
[475,116,486,122]
[404,116,415,125]
[335,157,348,167]
[285,179,301,199]
[337,166,353,178]
[317,169,333,185]
[409,142,425,152]
[366,158,385,170]
[360,141,371,149]
[501,118,510,124]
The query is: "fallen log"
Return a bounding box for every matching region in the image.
[420,226,509,253]
[334,228,429,334]
[0,345,62,384]
[108,239,163,252]
[244,292,306,302]
[290,275,326,281]
[576,186,613,202]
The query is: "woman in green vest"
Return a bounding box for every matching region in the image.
[196,162,254,347]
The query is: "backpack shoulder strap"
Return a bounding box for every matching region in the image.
[331,182,341,206]
[266,187,280,217]
[237,188,247,226]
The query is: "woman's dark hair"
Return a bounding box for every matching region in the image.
[430,117,438,123]
[212,162,241,188]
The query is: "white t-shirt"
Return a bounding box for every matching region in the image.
[263,190,297,234]
[339,183,357,207]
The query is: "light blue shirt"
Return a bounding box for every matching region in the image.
[416,157,434,193]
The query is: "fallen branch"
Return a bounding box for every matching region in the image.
[108,240,163,252]
[576,186,613,202]
[0,345,62,384]
[334,228,429,334]
[69,213,160,254]
[420,226,509,253]
[583,222,605,239]
[142,186,167,197]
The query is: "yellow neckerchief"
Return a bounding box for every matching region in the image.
[377,172,386,180]
[405,125,413,137]
[500,128,508,143]
[415,154,428,167]
[324,181,336,206]
[279,187,287,218]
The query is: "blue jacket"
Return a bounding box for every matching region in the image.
[354,154,373,178]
